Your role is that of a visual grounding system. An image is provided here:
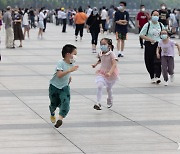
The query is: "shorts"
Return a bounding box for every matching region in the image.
[116,32,127,40]
[49,84,70,118]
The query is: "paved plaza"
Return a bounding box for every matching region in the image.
[0,23,180,154]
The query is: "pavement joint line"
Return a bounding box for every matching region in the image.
[71,90,178,145]
[2,52,180,146]
[0,82,86,154]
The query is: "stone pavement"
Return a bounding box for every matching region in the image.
[0,23,180,154]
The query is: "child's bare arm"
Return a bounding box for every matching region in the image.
[175,43,180,56]
[57,66,79,78]
[92,60,101,68]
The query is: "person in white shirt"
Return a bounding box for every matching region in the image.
[23,8,30,39]
[57,8,62,25]
[86,5,92,17]
[101,6,108,33]
[38,8,47,39]
[61,8,67,32]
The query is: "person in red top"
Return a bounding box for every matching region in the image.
[137,5,150,48]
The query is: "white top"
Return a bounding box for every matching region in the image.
[58,10,62,18]
[23,13,29,25]
[101,9,108,20]
[61,11,67,19]
[86,8,92,17]
[38,12,46,21]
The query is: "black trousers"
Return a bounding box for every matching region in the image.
[62,19,67,32]
[144,41,161,79]
[90,31,99,45]
[139,28,143,47]
[101,19,107,32]
[75,24,84,37]
[43,19,47,32]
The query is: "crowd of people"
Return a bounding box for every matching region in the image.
[0,2,180,127]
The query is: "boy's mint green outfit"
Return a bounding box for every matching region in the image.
[49,60,73,118]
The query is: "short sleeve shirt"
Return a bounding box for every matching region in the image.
[158,40,175,57]
[114,10,129,34]
[159,10,170,26]
[136,12,149,28]
[139,21,165,42]
[50,60,73,89]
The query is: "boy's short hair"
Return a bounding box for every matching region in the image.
[62,44,77,58]
[120,1,127,6]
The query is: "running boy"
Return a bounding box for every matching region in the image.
[49,44,79,128]
[156,30,180,86]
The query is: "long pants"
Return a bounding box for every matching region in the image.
[96,76,116,105]
[75,24,84,37]
[101,19,106,32]
[62,19,67,32]
[144,41,161,79]
[5,27,14,48]
[139,28,143,47]
[90,31,99,45]
[49,84,70,118]
[30,16,35,28]
[43,19,47,32]
[161,56,174,81]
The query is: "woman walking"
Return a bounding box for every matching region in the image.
[140,10,165,84]
[12,8,24,47]
[38,8,46,39]
[86,7,103,53]
[23,8,30,39]
[74,7,87,41]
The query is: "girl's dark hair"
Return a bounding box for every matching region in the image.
[151,10,159,16]
[101,38,114,51]
[62,44,77,58]
[24,8,28,14]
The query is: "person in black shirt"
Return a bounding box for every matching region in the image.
[158,3,170,28]
[29,7,36,28]
[114,1,129,57]
[86,7,103,53]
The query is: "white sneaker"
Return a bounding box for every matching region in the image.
[93,103,101,110]
[151,78,156,83]
[164,81,168,86]
[170,74,174,82]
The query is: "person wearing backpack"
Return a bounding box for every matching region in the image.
[140,10,165,84]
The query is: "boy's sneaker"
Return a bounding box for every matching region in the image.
[75,36,77,41]
[164,81,168,86]
[170,74,174,82]
[118,53,124,57]
[156,78,161,84]
[107,98,113,108]
[93,103,101,110]
[92,49,97,53]
[54,119,63,128]
[50,116,56,123]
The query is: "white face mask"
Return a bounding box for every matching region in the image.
[161,6,166,10]
[141,8,145,12]
[70,55,77,64]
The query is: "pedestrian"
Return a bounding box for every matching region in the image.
[136,5,150,49]
[92,38,119,110]
[3,6,14,48]
[140,10,165,84]
[101,6,108,33]
[49,44,79,128]
[158,3,170,29]
[115,1,129,57]
[23,8,30,39]
[43,10,48,32]
[86,7,103,53]
[74,6,87,41]
[12,7,24,47]
[156,29,180,86]
[38,8,46,39]
[61,8,67,33]
[29,7,36,28]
